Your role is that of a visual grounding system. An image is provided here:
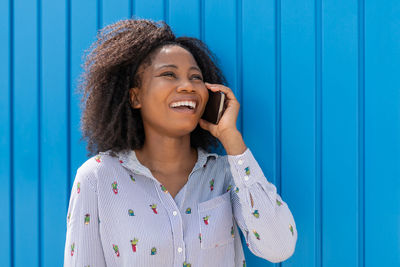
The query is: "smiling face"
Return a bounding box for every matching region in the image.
[130,44,209,138]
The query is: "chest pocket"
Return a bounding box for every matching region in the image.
[197,190,234,249]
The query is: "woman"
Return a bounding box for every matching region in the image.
[64,18,297,266]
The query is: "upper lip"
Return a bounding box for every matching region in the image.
[169,96,200,109]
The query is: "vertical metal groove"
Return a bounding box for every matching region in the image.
[9,0,14,265]
[66,0,71,213]
[275,0,282,197]
[97,0,102,30]
[275,0,282,265]
[358,0,365,266]
[200,0,204,42]
[131,0,135,18]
[37,0,42,265]
[164,0,169,24]
[315,0,323,266]
[236,0,242,134]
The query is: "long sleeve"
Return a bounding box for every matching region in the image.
[64,168,106,267]
[226,147,298,263]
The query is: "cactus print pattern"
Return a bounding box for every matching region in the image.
[63,147,297,266]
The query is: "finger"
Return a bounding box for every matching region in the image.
[206,86,219,92]
[205,82,230,90]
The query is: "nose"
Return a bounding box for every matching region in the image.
[177,78,196,93]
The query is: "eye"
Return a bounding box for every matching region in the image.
[192,75,203,81]
[161,72,176,78]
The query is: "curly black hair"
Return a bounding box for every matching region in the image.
[76,18,228,157]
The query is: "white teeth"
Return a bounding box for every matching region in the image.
[170,101,196,109]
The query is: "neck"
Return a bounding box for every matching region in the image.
[134,136,197,175]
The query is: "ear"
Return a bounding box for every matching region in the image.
[129,87,142,109]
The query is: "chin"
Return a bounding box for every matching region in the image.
[169,121,199,135]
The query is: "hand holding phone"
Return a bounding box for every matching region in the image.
[201,88,227,125]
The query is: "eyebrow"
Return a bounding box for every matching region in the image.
[156,64,201,72]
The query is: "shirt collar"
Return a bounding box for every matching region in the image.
[104,147,219,181]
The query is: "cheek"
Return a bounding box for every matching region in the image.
[201,87,209,105]
[195,82,207,96]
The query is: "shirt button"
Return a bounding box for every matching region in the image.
[173,211,178,216]
[238,159,243,165]
[177,247,183,253]
[244,175,249,181]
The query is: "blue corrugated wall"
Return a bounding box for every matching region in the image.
[1,0,399,266]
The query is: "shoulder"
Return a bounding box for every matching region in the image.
[202,153,231,181]
[75,150,121,188]
[216,154,230,171]
[197,146,229,170]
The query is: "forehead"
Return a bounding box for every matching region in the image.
[151,45,198,68]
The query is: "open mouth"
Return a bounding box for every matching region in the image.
[170,105,196,114]
[169,101,198,114]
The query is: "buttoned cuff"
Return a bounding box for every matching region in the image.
[227,147,269,188]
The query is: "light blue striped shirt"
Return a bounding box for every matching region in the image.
[64,146,297,266]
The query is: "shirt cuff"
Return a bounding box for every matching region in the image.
[227,147,270,188]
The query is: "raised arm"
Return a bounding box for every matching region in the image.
[226,147,298,263]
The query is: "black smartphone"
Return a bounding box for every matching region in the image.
[201,88,227,124]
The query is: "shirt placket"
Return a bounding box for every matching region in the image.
[154,181,186,267]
